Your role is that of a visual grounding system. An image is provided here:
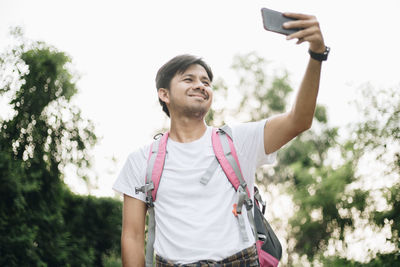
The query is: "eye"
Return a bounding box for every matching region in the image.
[184,78,192,82]
[203,81,210,86]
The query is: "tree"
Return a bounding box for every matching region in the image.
[286,85,400,265]
[0,28,121,266]
[208,52,399,266]
[62,191,122,266]
[327,85,400,265]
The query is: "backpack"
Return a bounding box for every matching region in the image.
[135,125,282,267]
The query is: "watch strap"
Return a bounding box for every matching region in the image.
[308,46,330,61]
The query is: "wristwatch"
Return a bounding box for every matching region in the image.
[308,46,330,61]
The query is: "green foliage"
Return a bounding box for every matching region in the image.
[351,85,400,260]
[211,52,400,265]
[0,28,121,266]
[205,77,229,126]
[103,252,123,267]
[206,52,292,127]
[62,190,122,266]
[231,51,292,121]
[289,162,357,258]
[321,251,400,267]
[314,105,327,123]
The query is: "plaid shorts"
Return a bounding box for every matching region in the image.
[155,245,259,267]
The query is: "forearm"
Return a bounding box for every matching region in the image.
[289,57,322,131]
[262,12,327,154]
[281,12,326,131]
[121,235,145,267]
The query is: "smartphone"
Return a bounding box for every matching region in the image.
[261,8,302,36]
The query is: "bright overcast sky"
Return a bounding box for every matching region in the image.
[1,0,399,197]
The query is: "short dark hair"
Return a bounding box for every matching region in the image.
[155,54,213,117]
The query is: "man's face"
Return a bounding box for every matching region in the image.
[160,64,213,119]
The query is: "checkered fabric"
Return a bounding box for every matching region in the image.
[155,245,259,267]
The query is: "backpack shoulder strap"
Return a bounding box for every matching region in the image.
[136,132,169,204]
[211,126,250,197]
[212,125,257,243]
[146,132,169,202]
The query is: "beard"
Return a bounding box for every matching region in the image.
[181,104,209,119]
[168,96,211,120]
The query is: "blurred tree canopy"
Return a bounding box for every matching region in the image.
[0,28,121,266]
[207,52,399,266]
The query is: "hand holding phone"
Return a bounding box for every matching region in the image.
[261,8,302,36]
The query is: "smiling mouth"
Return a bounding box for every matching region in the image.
[188,94,208,100]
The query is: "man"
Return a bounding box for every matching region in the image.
[113,12,328,266]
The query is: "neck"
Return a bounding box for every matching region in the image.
[168,115,207,143]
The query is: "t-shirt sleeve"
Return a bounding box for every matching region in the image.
[231,119,277,168]
[112,145,150,202]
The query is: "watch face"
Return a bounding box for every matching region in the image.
[324,47,330,55]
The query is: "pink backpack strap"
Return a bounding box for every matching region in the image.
[212,125,255,243]
[211,127,250,197]
[148,132,169,202]
[136,132,169,206]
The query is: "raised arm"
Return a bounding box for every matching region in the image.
[121,195,147,267]
[264,12,327,154]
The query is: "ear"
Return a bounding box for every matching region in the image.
[158,88,170,104]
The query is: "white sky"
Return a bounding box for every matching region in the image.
[1,0,399,197]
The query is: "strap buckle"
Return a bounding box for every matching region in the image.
[135,182,155,207]
[217,125,233,138]
[232,203,241,217]
[135,182,154,194]
[254,187,266,214]
[239,182,247,190]
[245,198,253,210]
[153,133,163,140]
[135,186,144,194]
[145,195,154,207]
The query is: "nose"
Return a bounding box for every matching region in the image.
[194,79,206,91]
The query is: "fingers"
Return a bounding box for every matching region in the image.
[283,18,319,31]
[286,25,319,41]
[288,26,325,52]
[283,12,314,20]
[282,12,325,52]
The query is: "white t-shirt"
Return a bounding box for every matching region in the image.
[113,119,277,263]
